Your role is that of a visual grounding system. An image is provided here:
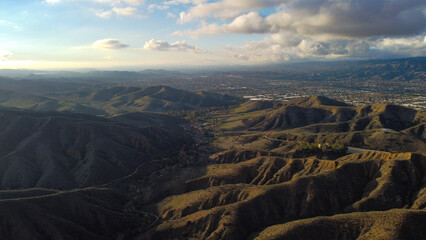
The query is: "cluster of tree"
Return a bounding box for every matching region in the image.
[300,141,348,155]
[168,109,220,140]
[168,106,229,123]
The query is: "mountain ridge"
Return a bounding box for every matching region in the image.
[0,109,190,190]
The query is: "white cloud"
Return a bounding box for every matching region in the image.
[95,7,140,18]
[122,0,145,5]
[167,12,177,18]
[93,39,129,49]
[223,32,376,62]
[375,35,426,49]
[143,39,205,53]
[44,0,61,4]
[165,0,208,5]
[44,0,146,7]
[227,12,269,34]
[0,49,13,60]
[372,35,426,56]
[178,0,283,23]
[112,7,139,16]
[96,10,113,18]
[94,0,145,6]
[224,32,426,62]
[174,12,270,37]
[148,4,170,12]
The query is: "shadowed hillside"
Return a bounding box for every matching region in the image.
[0,188,147,240]
[0,109,190,190]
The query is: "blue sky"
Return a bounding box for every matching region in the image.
[0,0,425,69]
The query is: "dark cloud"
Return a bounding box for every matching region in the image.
[179,0,425,38]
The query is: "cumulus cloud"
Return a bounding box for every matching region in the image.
[174,12,270,38]
[93,39,129,49]
[95,7,140,18]
[224,32,426,62]
[167,12,177,18]
[178,0,426,38]
[0,49,13,60]
[178,0,282,23]
[266,0,425,38]
[143,39,205,53]
[372,35,426,56]
[121,0,145,5]
[44,0,146,5]
[96,10,114,18]
[44,0,61,4]
[165,0,208,5]
[224,36,372,62]
[148,4,170,12]
[173,0,425,61]
[112,7,139,16]
[226,12,269,34]
[94,0,145,6]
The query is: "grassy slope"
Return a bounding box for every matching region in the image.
[62,86,243,114]
[0,89,104,115]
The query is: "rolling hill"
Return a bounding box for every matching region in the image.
[240,97,423,131]
[0,188,146,240]
[0,89,103,115]
[0,85,243,117]
[62,86,243,114]
[143,152,426,240]
[0,149,424,240]
[215,96,426,154]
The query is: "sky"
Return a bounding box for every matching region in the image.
[0,0,425,70]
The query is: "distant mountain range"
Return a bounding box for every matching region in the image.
[0,57,424,81]
[0,69,184,80]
